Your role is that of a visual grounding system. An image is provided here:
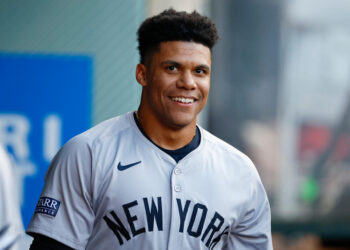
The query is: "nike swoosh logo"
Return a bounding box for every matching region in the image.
[117,161,141,171]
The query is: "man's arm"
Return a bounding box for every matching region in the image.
[227,164,273,249]
[26,136,95,250]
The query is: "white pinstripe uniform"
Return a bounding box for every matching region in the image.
[27,112,272,249]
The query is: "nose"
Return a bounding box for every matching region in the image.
[176,70,196,90]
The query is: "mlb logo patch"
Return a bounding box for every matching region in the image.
[35,196,61,217]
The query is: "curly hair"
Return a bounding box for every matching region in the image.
[137,8,219,64]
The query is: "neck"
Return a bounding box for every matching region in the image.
[136,108,197,150]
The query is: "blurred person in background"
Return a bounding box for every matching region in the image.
[0,145,24,250]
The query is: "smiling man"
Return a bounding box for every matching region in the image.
[136,41,211,149]
[27,9,273,250]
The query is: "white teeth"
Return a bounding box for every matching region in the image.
[172,97,194,104]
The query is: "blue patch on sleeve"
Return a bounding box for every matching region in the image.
[35,196,61,217]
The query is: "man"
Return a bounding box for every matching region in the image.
[27,9,272,249]
[0,145,24,250]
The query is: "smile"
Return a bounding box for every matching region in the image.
[171,97,195,104]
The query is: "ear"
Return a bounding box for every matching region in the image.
[136,64,147,87]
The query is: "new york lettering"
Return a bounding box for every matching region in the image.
[103,197,162,245]
[103,197,226,248]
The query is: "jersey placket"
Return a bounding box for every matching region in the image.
[167,161,186,250]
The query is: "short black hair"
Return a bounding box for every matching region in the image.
[137,8,219,64]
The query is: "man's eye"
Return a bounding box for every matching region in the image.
[195,68,205,74]
[168,65,177,71]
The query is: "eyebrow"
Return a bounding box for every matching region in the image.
[160,60,181,66]
[196,64,210,71]
[160,60,210,71]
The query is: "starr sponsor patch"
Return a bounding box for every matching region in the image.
[35,196,61,217]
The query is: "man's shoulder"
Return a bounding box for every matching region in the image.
[199,127,255,169]
[65,112,135,149]
[200,127,242,154]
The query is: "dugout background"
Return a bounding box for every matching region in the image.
[210,0,350,247]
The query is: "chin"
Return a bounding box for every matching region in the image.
[166,114,196,129]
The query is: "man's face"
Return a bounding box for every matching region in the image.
[137,41,211,129]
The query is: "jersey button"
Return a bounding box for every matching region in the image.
[174,168,182,175]
[174,185,181,192]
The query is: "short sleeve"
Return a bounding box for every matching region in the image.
[26,136,95,250]
[227,163,273,250]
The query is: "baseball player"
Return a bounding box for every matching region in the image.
[27,9,273,249]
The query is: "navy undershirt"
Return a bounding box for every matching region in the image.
[133,112,201,163]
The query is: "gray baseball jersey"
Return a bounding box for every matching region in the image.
[27,112,272,249]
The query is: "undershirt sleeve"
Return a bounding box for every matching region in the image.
[29,234,74,250]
